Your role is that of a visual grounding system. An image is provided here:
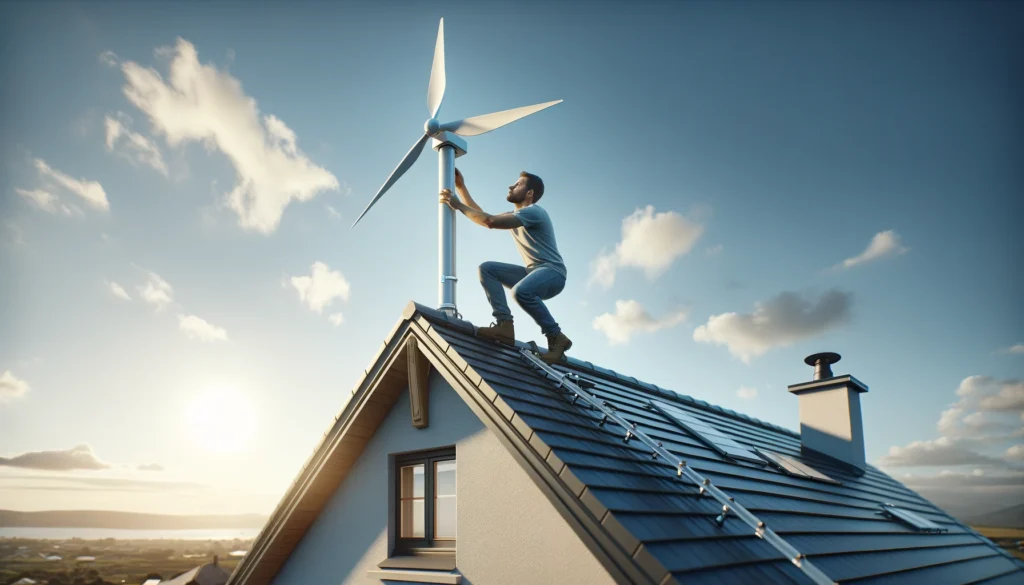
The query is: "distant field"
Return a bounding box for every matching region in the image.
[973,526,1024,561]
[0,537,250,584]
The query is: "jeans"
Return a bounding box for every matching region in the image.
[478,261,566,337]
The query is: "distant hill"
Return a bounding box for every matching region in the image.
[960,504,1024,530]
[0,509,267,529]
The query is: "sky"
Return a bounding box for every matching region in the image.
[1,1,1021,519]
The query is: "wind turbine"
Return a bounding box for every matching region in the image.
[351,18,562,318]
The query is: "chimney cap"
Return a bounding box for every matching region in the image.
[804,352,841,367]
[805,352,841,381]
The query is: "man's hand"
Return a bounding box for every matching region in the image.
[439,188,461,211]
[454,167,465,189]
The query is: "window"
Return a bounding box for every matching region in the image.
[755,448,841,485]
[394,447,456,552]
[879,503,947,533]
[649,400,765,464]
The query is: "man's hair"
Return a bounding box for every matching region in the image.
[520,171,545,202]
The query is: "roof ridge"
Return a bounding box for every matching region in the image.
[406,301,800,439]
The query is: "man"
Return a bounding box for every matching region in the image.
[439,168,572,364]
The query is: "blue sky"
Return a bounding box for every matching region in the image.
[1,1,1021,517]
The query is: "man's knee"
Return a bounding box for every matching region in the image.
[512,284,534,305]
[479,261,498,282]
[477,261,501,278]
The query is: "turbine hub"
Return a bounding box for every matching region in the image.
[425,118,441,135]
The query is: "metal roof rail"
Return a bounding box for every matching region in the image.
[520,348,837,585]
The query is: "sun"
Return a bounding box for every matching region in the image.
[185,386,258,454]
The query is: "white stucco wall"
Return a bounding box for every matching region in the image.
[270,369,615,585]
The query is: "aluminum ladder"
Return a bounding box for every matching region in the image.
[520,348,836,585]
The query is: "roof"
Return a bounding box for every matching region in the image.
[229,301,1024,585]
[161,562,230,585]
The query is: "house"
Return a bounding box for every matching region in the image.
[227,302,1024,584]
[160,556,231,585]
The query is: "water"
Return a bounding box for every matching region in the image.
[0,527,260,540]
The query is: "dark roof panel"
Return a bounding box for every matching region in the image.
[646,536,784,572]
[422,312,1024,584]
[673,559,817,585]
[842,551,1023,584]
[970,567,1024,585]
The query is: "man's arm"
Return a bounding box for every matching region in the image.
[453,168,483,212]
[440,189,522,230]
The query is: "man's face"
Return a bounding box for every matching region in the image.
[507,176,531,204]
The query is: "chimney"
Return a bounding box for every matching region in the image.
[788,352,869,470]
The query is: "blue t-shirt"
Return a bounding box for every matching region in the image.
[511,204,566,278]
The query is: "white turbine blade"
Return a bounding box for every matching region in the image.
[440,99,563,136]
[427,18,446,118]
[351,133,430,228]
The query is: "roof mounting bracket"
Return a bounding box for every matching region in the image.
[715,505,730,526]
[518,347,838,585]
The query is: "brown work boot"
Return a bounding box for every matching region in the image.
[477,320,515,345]
[540,331,573,364]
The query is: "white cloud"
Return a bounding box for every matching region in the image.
[32,158,108,211]
[895,468,1024,492]
[705,244,723,256]
[0,371,30,402]
[291,261,350,314]
[588,206,704,289]
[0,444,110,471]
[107,281,131,301]
[118,38,339,233]
[996,343,1024,355]
[877,436,1004,467]
[15,188,67,215]
[328,313,344,326]
[979,382,1024,412]
[325,205,341,220]
[592,300,688,345]
[178,314,228,342]
[1005,445,1024,461]
[99,50,119,67]
[940,376,1024,439]
[878,375,1024,513]
[588,253,619,290]
[137,271,173,311]
[736,386,758,399]
[692,289,852,363]
[837,230,909,269]
[104,113,168,176]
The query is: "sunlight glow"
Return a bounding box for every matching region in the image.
[185,386,258,454]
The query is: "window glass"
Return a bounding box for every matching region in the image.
[434,460,456,539]
[400,464,425,537]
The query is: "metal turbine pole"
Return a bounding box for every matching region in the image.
[432,132,467,317]
[438,144,456,316]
